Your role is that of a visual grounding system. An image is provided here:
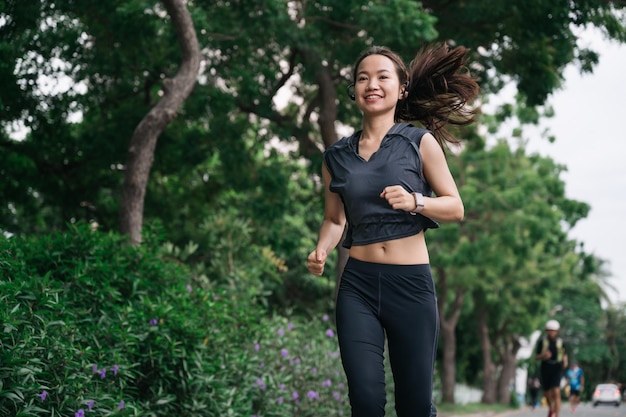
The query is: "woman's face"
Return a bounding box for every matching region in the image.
[354,54,403,118]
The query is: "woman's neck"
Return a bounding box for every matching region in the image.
[360,118,396,142]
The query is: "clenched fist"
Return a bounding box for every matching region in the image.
[380,185,416,212]
[307,248,328,276]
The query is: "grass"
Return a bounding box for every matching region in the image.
[437,402,515,416]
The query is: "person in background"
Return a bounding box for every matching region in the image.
[535,320,568,417]
[564,361,584,412]
[307,42,479,417]
[528,373,542,409]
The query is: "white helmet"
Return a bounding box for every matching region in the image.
[545,319,560,331]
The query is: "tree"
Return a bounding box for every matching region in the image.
[119,0,200,245]
[430,139,591,404]
[424,0,626,106]
[3,1,625,244]
[0,0,205,236]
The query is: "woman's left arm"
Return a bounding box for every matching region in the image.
[420,133,464,222]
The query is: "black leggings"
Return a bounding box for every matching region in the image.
[336,258,439,417]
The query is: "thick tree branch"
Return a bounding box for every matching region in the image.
[119,0,200,245]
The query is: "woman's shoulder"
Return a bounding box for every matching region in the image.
[391,123,432,145]
[325,131,358,154]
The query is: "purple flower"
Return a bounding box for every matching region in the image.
[322,379,332,388]
[149,318,158,326]
[254,343,260,351]
[112,364,119,376]
[86,399,94,411]
[333,391,341,401]
[118,400,125,410]
[36,390,47,402]
[92,364,98,372]
[98,368,106,379]
[254,378,267,390]
[277,328,285,336]
[307,390,319,399]
[326,328,335,337]
[312,367,318,376]
[75,409,85,417]
[279,383,285,390]
[186,284,192,292]
[292,391,299,400]
[259,362,265,368]
[278,396,284,404]
[322,314,329,321]
[287,322,293,330]
[280,348,288,358]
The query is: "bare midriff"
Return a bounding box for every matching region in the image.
[348,232,429,265]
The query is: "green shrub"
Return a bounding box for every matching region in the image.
[246,313,417,416]
[0,224,263,416]
[0,223,423,417]
[247,313,350,416]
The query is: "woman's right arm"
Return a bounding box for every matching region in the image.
[307,164,346,276]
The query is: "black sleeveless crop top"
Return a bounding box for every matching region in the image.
[323,123,439,248]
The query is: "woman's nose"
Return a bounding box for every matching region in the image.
[366,80,379,90]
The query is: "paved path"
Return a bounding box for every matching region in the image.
[441,408,525,417]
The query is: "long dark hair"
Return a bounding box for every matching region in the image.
[352,43,480,148]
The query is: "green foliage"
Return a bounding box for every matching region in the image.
[435,140,589,331]
[160,192,333,313]
[0,224,392,416]
[431,0,623,105]
[246,313,421,416]
[246,314,349,416]
[430,140,600,399]
[0,224,264,416]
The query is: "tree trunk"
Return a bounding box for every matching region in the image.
[436,267,465,404]
[314,60,339,149]
[478,310,497,404]
[440,321,457,403]
[497,335,521,404]
[301,48,345,299]
[313,54,345,290]
[119,0,200,245]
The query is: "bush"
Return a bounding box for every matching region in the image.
[247,313,350,416]
[0,224,263,416]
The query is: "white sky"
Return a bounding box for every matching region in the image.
[494,28,626,304]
